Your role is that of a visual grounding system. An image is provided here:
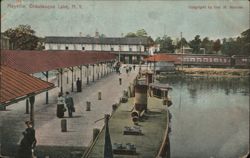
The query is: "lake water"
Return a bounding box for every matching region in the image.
[160,76,249,158]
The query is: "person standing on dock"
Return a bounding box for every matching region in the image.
[57,92,66,118]
[76,77,82,92]
[17,121,37,158]
[65,91,75,117]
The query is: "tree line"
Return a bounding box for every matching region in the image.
[125,29,249,56]
[3,25,249,56]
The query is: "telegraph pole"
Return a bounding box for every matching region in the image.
[139,41,142,76]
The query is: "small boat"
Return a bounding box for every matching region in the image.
[83,72,172,158]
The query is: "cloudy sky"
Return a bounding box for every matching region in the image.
[1,0,249,40]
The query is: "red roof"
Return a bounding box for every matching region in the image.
[1,50,116,74]
[0,65,54,105]
[144,54,180,63]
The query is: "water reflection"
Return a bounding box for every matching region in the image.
[159,75,249,158]
[160,76,249,97]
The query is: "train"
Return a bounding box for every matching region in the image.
[155,54,250,68]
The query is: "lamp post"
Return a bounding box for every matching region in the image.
[119,44,121,63]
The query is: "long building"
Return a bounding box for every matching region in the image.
[44,34,149,64]
[1,33,12,50]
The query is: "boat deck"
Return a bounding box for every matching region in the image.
[86,97,169,158]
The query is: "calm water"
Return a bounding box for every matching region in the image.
[160,76,249,158]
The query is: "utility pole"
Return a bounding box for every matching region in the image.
[119,44,121,62]
[139,41,142,76]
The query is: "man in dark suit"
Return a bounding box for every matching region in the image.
[65,91,75,117]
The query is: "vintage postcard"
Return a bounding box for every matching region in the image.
[0,0,249,158]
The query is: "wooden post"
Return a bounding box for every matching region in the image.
[101,63,104,77]
[92,65,95,82]
[26,99,29,114]
[67,71,69,84]
[97,64,100,80]
[71,67,74,92]
[60,69,63,93]
[61,119,67,132]
[29,95,35,127]
[87,65,89,85]
[80,66,83,86]
[45,71,49,104]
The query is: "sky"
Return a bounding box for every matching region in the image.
[1,0,249,41]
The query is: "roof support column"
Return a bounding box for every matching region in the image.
[92,65,95,82]
[74,68,76,81]
[97,64,100,80]
[60,69,64,93]
[42,71,49,104]
[26,99,29,114]
[29,95,35,127]
[80,66,83,89]
[105,62,108,76]
[67,70,69,84]
[109,62,112,74]
[86,65,89,85]
[101,63,104,78]
[69,67,74,92]
[45,71,49,104]
[57,73,60,87]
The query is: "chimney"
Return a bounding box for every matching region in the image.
[95,29,99,38]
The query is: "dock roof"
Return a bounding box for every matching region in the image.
[1,50,115,74]
[144,54,180,63]
[0,65,54,106]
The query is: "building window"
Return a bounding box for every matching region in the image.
[111,47,114,51]
[82,47,85,50]
[65,46,69,50]
[49,44,52,50]
[137,45,141,52]
[129,47,132,52]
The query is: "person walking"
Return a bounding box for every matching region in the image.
[65,91,75,117]
[57,92,66,118]
[17,121,37,158]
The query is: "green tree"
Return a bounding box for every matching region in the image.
[3,25,39,50]
[201,37,213,54]
[155,35,175,53]
[189,35,201,54]
[176,37,188,49]
[125,32,137,37]
[135,29,148,37]
[241,29,250,43]
[221,38,241,56]
[125,29,155,46]
[213,39,221,54]
[240,29,250,55]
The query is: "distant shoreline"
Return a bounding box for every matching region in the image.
[161,67,249,78]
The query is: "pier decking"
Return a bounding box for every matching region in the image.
[86,97,169,158]
[0,66,139,158]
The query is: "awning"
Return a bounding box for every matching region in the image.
[0,65,55,106]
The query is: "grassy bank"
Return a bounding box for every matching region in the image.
[177,68,249,77]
